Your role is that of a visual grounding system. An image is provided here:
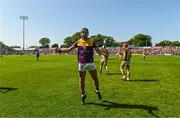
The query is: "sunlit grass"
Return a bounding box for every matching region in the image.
[0,55,179,117]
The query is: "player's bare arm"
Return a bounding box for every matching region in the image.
[95,47,103,56]
[56,45,76,53]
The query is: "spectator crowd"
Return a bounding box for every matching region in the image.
[1,46,180,56]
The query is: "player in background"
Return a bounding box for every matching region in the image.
[99,45,109,74]
[143,50,146,61]
[35,48,40,61]
[120,42,132,81]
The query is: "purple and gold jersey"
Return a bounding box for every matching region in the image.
[73,38,96,64]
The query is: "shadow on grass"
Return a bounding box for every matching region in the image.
[87,100,159,118]
[0,87,18,93]
[107,72,121,75]
[126,80,158,82]
[108,58,115,60]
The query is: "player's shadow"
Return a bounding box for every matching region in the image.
[87,100,159,118]
[108,58,115,60]
[107,72,121,75]
[128,80,158,82]
[0,87,18,93]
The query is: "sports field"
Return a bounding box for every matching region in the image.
[0,55,180,117]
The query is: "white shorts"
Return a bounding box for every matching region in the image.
[78,63,96,71]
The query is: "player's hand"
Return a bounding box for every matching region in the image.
[54,48,59,53]
[101,55,105,60]
[58,48,62,53]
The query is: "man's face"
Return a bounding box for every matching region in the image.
[123,43,128,48]
[81,32,89,39]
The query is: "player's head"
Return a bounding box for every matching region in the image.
[35,48,39,51]
[80,27,89,39]
[123,42,129,48]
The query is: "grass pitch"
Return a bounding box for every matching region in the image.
[0,55,180,117]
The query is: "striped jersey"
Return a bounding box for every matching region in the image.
[101,48,109,59]
[122,48,131,62]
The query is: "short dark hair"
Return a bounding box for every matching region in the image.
[81,28,89,33]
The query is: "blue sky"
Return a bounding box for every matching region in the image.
[0,0,180,47]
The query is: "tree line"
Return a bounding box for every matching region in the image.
[155,40,180,46]
[1,32,180,50]
[38,32,179,48]
[0,41,14,51]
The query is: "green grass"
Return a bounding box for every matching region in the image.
[0,55,180,117]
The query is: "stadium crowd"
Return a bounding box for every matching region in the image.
[1,46,180,56]
[69,46,180,55]
[117,46,180,55]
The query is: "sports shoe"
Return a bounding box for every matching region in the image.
[81,94,87,105]
[127,78,130,81]
[95,91,102,100]
[122,75,126,80]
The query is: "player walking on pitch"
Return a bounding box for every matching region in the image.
[143,50,146,61]
[120,42,132,81]
[35,48,40,61]
[56,28,103,104]
[99,45,109,74]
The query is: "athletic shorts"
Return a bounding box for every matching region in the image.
[121,61,130,68]
[78,63,96,71]
[100,59,108,65]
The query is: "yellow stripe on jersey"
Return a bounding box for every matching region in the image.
[76,38,94,47]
